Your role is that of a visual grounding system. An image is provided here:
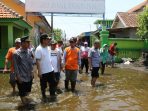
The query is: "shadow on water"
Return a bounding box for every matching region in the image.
[7,91,19,97]
[17,103,37,111]
[95,83,105,87]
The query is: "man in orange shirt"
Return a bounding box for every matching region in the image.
[3,38,21,94]
[62,38,81,92]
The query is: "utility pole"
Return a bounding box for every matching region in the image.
[51,13,54,39]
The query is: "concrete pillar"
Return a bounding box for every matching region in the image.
[8,24,13,47]
[100,26,109,47]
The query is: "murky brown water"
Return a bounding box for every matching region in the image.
[0,67,148,111]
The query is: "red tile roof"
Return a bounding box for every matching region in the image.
[117,12,138,27]
[112,12,138,28]
[112,1,147,29]
[0,2,21,18]
[128,0,148,13]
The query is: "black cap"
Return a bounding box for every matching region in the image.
[21,36,31,43]
[40,33,49,39]
[69,38,74,43]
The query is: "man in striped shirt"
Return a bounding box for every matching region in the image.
[13,36,33,104]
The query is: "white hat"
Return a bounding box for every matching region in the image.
[15,38,21,43]
[84,42,88,44]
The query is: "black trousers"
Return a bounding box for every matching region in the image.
[16,79,32,97]
[40,71,56,96]
[81,58,89,73]
[101,62,106,74]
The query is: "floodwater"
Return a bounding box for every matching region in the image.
[0,67,148,111]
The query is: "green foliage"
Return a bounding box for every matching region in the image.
[137,7,148,39]
[53,28,62,41]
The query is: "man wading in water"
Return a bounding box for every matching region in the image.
[62,38,81,92]
[88,40,101,87]
[13,36,33,104]
[3,38,21,95]
[35,33,56,102]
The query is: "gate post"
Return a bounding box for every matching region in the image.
[100,26,109,47]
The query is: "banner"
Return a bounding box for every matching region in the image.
[25,0,105,14]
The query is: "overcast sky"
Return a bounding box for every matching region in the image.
[22,0,144,39]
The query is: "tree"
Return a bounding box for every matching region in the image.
[53,28,63,41]
[137,7,148,39]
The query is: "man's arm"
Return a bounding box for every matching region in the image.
[57,51,62,71]
[36,59,42,78]
[35,48,42,78]
[13,53,22,83]
[3,58,9,73]
[61,50,67,72]
[88,49,92,70]
[78,50,81,66]
[3,49,11,73]
[88,57,92,70]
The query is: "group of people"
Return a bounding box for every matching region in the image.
[3,33,117,105]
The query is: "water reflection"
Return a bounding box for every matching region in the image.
[0,68,148,111]
[17,103,36,111]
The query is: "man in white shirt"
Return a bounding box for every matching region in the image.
[50,40,62,94]
[35,33,56,102]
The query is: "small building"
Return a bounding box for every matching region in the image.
[94,19,113,30]
[0,0,51,46]
[0,0,51,68]
[78,31,93,47]
[93,20,113,37]
[0,2,32,48]
[111,0,147,38]
[111,12,138,38]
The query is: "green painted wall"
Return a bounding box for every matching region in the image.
[8,24,13,47]
[0,26,8,48]
[108,38,148,61]
[0,19,32,68]
[108,38,145,49]
[13,27,24,44]
[144,40,148,50]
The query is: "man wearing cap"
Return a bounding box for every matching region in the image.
[35,33,56,102]
[3,38,21,95]
[49,40,62,94]
[62,38,81,92]
[88,40,101,87]
[13,36,34,104]
[80,42,90,74]
[47,36,52,46]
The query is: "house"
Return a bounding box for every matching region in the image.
[0,1,32,48]
[111,0,147,38]
[0,0,51,46]
[93,20,113,37]
[78,31,93,47]
[94,19,113,30]
[0,0,51,68]
[111,12,138,38]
